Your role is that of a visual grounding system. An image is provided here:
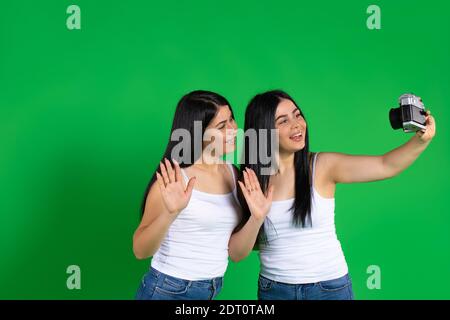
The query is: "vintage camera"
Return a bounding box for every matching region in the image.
[389,93,427,133]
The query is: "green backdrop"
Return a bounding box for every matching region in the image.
[1,0,449,299]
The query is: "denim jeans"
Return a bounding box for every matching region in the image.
[135,267,223,300]
[258,273,354,300]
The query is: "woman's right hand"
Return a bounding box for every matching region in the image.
[156,158,196,215]
[238,168,274,223]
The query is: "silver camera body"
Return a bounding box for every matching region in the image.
[389,93,427,133]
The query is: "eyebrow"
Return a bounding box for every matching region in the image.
[215,120,227,127]
[275,108,300,122]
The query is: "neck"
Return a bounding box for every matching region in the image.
[276,151,295,174]
[193,153,222,171]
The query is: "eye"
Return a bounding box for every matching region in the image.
[295,112,301,118]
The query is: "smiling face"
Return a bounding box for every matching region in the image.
[203,105,237,158]
[274,98,307,154]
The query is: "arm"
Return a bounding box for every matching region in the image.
[228,168,273,262]
[321,112,436,184]
[228,215,264,262]
[133,159,195,259]
[132,185,177,259]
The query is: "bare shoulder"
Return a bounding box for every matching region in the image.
[315,151,341,162]
[308,151,329,171]
[314,152,347,171]
[310,151,339,198]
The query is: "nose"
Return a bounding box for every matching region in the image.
[292,117,306,130]
[227,122,237,131]
[224,127,237,140]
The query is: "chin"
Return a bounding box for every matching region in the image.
[224,144,236,154]
[283,143,305,153]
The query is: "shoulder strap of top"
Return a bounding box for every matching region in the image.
[227,163,241,204]
[180,167,190,184]
[312,152,320,185]
[227,163,237,190]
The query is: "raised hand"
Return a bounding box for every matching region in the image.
[155,158,196,215]
[238,167,274,222]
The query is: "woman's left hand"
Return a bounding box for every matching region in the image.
[416,110,436,143]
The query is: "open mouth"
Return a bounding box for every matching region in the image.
[226,137,236,145]
[289,131,303,142]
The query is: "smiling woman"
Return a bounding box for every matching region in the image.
[133,90,242,300]
[227,89,436,300]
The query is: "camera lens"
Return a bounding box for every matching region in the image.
[389,107,403,130]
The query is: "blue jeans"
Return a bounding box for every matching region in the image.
[258,273,354,300]
[135,267,223,300]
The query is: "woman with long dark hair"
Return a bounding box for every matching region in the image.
[133,90,241,300]
[228,90,435,300]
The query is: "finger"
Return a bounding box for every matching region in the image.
[248,169,261,191]
[427,115,436,134]
[156,172,166,190]
[238,181,250,199]
[185,177,196,197]
[160,162,170,185]
[173,159,182,183]
[430,115,436,133]
[243,170,252,192]
[245,168,256,191]
[164,158,175,183]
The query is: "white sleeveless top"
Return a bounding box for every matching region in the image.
[259,152,348,284]
[151,163,242,280]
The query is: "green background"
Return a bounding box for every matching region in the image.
[1,0,449,299]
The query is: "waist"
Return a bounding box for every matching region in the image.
[259,237,348,283]
[152,238,230,280]
[150,266,223,284]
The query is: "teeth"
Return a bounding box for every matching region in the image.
[291,132,302,138]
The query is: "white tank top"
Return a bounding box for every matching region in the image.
[151,163,242,280]
[259,152,349,284]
